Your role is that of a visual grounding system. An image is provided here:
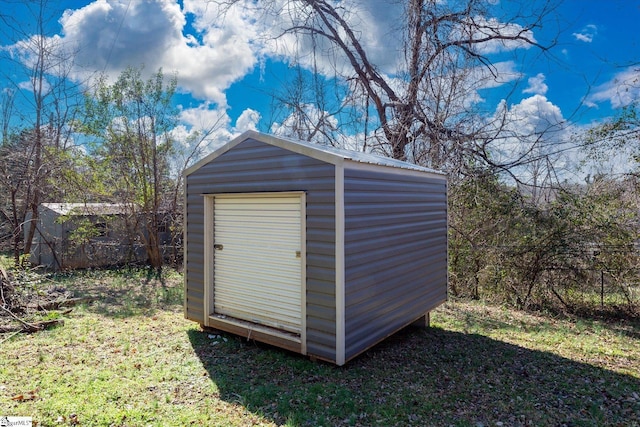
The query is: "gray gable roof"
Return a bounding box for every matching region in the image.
[185,130,445,177]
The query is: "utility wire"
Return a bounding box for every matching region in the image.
[103,0,131,74]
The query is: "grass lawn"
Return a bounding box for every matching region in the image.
[1,268,639,426]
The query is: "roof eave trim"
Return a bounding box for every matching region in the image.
[183,130,344,176]
[343,158,447,179]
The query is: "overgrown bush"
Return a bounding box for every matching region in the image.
[449,173,640,316]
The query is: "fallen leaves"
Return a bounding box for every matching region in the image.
[11,388,38,401]
[56,414,79,425]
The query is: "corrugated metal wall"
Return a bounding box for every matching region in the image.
[343,167,447,361]
[184,138,337,361]
[28,208,143,270]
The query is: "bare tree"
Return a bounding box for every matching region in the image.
[0,0,80,260]
[0,128,53,263]
[166,112,230,264]
[267,64,356,146]
[0,88,14,144]
[217,0,557,172]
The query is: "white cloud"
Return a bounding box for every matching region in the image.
[168,107,260,172]
[174,102,263,164]
[235,109,261,132]
[478,60,522,89]
[2,33,70,97]
[271,103,339,144]
[588,67,640,109]
[430,60,522,109]
[178,103,260,137]
[489,95,575,185]
[179,102,230,131]
[523,73,548,95]
[175,102,232,155]
[17,78,50,93]
[493,95,565,151]
[573,24,597,43]
[248,0,404,77]
[573,33,591,43]
[52,0,258,106]
[460,16,537,55]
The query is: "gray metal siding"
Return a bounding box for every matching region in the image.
[185,138,336,361]
[343,168,447,361]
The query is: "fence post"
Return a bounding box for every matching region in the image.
[601,270,604,310]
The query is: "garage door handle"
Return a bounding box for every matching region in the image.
[214,244,223,250]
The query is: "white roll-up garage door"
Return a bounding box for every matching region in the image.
[213,193,304,334]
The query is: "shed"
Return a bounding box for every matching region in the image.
[27,203,147,270]
[183,130,447,365]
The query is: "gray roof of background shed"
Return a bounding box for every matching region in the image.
[185,130,446,177]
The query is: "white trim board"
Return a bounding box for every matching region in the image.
[334,162,346,366]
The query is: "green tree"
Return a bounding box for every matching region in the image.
[80,67,178,269]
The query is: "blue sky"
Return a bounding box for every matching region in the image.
[1,0,639,163]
